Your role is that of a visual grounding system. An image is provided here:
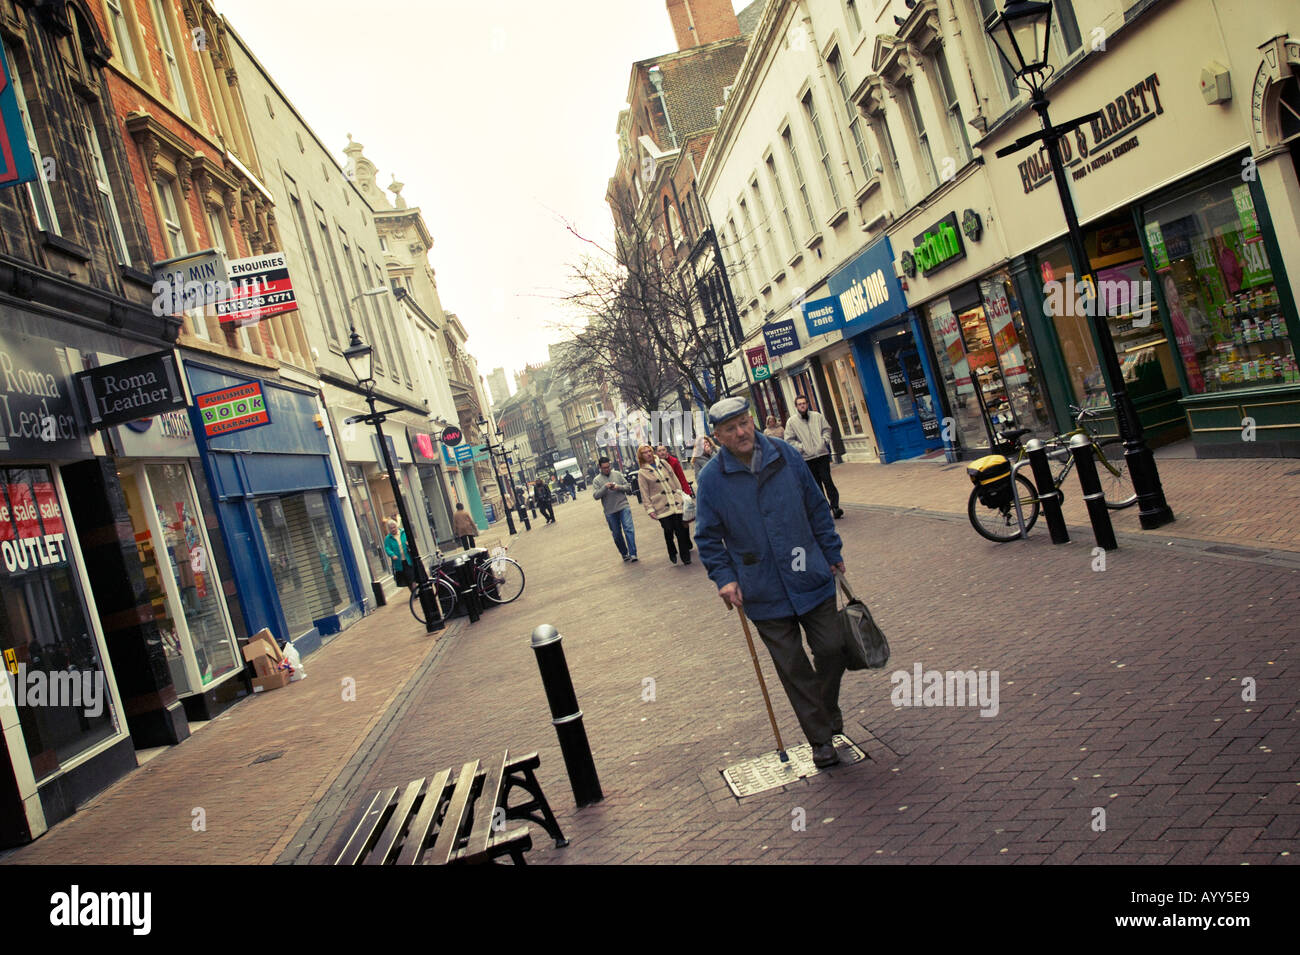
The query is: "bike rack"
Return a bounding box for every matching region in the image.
[1008,458,1033,540]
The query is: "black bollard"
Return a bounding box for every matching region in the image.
[460,558,481,623]
[1023,439,1069,544]
[530,625,603,807]
[1068,433,1117,551]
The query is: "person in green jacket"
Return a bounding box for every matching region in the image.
[384,519,412,589]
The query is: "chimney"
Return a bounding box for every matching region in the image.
[666,0,741,51]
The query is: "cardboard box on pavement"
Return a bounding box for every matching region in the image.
[243,628,291,690]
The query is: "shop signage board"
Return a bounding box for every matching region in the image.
[802,295,844,339]
[0,471,69,576]
[213,252,297,326]
[151,248,229,314]
[829,236,909,334]
[0,333,89,458]
[0,37,38,189]
[454,444,474,463]
[745,345,771,382]
[440,425,463,446]
[762,319,800,356]
[900,213,966,279]
[194,381,271,437]
[1017,73,1165,195]
[73,350,187,431]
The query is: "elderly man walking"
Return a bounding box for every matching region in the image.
[694,397,847,767]
[785,395,844,519]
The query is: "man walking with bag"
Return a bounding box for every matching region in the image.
[694,397,847,767]
[784,395,844,519]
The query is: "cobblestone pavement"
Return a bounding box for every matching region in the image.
[4,460,1297,865]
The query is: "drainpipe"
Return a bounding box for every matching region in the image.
[648,66,679,149]
[798,0,865,229]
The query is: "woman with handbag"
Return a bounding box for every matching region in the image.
[635,444,693,565]
[384,520,413,590]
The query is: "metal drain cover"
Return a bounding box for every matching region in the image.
[721,735,867,798]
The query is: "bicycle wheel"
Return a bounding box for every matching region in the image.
[968,474,1040,543]
[409,576,458,624]
[479,557,525,604]
[1095,438,1138,509]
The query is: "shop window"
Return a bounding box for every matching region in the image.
[348,465,387,580]
[0,468,115,780]
[1143,175,1297,392]
[825,353,867,436]
[979,272,1054,434]
[1038,243,1108,410]
[925,296,991,450]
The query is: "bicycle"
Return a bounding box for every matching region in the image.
[967,404,1138,543]
[409,548,526,623]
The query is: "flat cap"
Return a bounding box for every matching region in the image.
[708,396,750,427]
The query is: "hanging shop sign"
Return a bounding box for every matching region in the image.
[745,345,771,382]
[801,295,845,339]
[73,350,187,430]
[213,251,298,326]
[440,425,463,446]
[0,37,38,189]
[900,212,966,279]
[0,334,87,458]
[1017,72,1165,194]
[195,380,270,437]
[829,236,908,333]
[763,318,800,357]
[151,248,229,315]
[454,444,474,463]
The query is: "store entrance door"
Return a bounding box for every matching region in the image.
[873,328,943,460]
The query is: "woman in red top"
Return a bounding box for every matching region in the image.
[655,445,693,497]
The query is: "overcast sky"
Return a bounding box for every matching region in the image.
[214,0,747,396]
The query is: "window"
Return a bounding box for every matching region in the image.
[737,197,765,289]
[5,50,60,234]
[978,0,1022,106]
[338,227,386,373]
[875,118,907,206]
[725,217,751,301]
[369,259,411,382]
[766,155,796,252]
[828,50,870,177]
[782,126,817,235]
[934,51,973,166]
[155,175,187,256]
[902,83,938,192]
[151,0,191,118]
[1053,0,1083,60]
[662,196,675,245]
[104,0,140,76]
[750,178,779,276]
[316,208,359,356]
[288,187,340,344]
[76,100,129,264]
[844,0,862,34]
[802,91,842,211]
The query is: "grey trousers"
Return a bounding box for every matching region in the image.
[752,595,845,746]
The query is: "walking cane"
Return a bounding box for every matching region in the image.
[734,606,789,762]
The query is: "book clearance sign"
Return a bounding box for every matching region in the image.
[214,252,297,326]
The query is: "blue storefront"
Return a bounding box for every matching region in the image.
[184,361,365,655]
[814,236,946,463]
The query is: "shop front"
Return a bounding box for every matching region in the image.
[980,1,1300,457]
[186,362,364,654]
[787,295,873,463]
[409,429,456,547]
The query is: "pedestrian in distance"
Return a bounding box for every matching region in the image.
[534,478,555,524]
[655,444,693,497]
[384,519,415,592]
[636,444,693,565]
[694,397,847,768]
[562,471,577,502]
[784,395,844,519]
[592,456,638,562]
[452,502,477,550]
[763,414,785,440]
[690,435,717,477]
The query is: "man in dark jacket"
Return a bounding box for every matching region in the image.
[694,397,847,768]
[534,479,555,524]
[562,472,577,501]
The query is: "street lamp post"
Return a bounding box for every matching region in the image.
[343,329,444,633]
[985,0,1173,530]
[477,414,517,535]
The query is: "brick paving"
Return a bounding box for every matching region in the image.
[3,456,1297,865]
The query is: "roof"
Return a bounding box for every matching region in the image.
[736,0,767,36]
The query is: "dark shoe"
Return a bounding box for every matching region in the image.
[812,743,840,768]
[621,555,630,562]
[682,556,691,565]
[668,553,677,564]
[833,508,844,519]
[629,555,638,562]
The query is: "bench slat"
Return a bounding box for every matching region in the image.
[426,759,479,866]
[394,768,452,866]
[464,751,510,861]
[365,777,425,866]
[333,786,399,865]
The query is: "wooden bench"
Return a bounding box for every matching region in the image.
[331,750,568,865]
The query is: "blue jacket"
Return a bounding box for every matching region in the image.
[694,432,843,621]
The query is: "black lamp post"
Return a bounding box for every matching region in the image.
[985,0,1173,530]
[477,413,517,535]
[344,329,444,632]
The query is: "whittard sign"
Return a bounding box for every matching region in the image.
[73,351,187,430]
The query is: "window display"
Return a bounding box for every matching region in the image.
[826,351,867,436]
[925,296,986,451]
[1143,177,1298,392]
[0,468,115,781]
